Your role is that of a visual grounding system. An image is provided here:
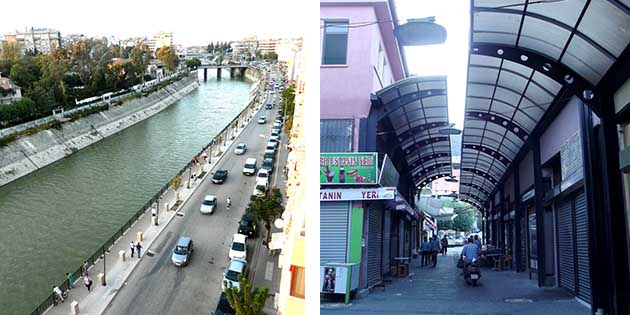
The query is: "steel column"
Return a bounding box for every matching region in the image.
[513,167,522,272]
[532,140,546,287]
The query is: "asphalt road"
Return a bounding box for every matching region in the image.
[102,69,284,315]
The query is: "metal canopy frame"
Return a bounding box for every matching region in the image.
[375,76,452,189]
[460,0,630,208]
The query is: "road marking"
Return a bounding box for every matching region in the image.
[264,262,274,281]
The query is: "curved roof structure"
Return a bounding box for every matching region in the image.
[460,0,630,208]
[374,76,451,188]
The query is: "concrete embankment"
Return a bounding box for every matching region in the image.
[0,76,200,187]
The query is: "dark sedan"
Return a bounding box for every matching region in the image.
[212,169,228,184]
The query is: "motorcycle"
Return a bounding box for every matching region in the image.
[463,258,482,286]
[53,288,69,306]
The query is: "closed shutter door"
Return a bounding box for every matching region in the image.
[320,201,350,263]
[382,210,391,275]
[520,215,527,270]
[557,199,576,293]
[574,192,591,304]
[367,208,383,286]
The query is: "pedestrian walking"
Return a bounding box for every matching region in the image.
[202,150,208,161]
[151,206,157,217]
[84,275,93,292]
[53,286,65,303]
[420,238,430,266]
[474,235,482,250]
[136,242,143,258]
[66,272,75,289]
[430,236,441,267]
[441,236,449,255]
[82,261,89,276]
[130,241,135,258]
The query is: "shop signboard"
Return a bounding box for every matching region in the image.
[320,187,396,201]
[560,131,583,190]
[320,153,378,184]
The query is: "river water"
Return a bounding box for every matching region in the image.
[0,70,251,315]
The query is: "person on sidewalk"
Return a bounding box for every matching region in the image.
[430,236,441,267]
[130,241,135,258]
[53,286,64,302]
[84,275,93,292]
[66,272,75,289]
[82,261,89,276]
[441,236,449,256]
[136,242,143,258]
[474,235,482,250]
[420,238,430,266]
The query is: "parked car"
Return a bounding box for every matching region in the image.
[256,169,269,186]
[171,237,193,267]
[272,127,281,134]
[264,144,276,156]
[270,131,280,142]
[273,122,281,129]
[263,151,275,162]
[253,180,268,197]
[265,103,273,109]
[212,169,228,184]
[234,143,247,155]
[268,138,279,148]
[212,293,236,315]
[238,213,257,237]
[274,119,283,126]
[257,116,266,124]
[261,157,274,173]
[229,234,247,260]
[452,236,466,246]
[222,258,247,291]
[242,158,257,176]
[200,195,217,214]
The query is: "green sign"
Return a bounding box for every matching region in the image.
[320,153,378,184]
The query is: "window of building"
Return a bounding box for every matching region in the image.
[320,119,354,152]
[290,265,305,299]
[322,20,349,65]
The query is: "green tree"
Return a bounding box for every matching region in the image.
[224,275,269,315]
[207,42,215,54]
[185,58,201,69]
[0,41,21,63]
[263,52,278,61]
[156,45,179,72]
[9,57,41,89]
[246,187,284,244]
[130,43,151,79]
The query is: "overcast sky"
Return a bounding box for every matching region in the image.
[0,0,306,46]
[395,0,470,131]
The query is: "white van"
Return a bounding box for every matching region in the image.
[242,158,257,176]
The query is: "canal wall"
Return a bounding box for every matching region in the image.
[0,76,200,187]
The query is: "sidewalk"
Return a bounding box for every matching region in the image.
[321,247,590,315]
[43,90,266,315]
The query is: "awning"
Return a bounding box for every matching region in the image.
[460,0,630,211]
[385,193,419,220]
[374,76,452,189]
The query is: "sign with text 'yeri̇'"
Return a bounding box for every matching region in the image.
[320,153,378,184]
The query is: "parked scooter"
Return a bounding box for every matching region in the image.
[463,258,482,286]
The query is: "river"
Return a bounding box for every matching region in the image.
[0,70,252,315]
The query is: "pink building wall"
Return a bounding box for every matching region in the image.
[320,1,404,150]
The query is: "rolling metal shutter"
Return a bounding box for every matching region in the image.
[574,192,591,304]
[382,210,391,275]
[520,215,527,270]
[320,201,350,263]
[367,208,383,286]
[557,199,576,293]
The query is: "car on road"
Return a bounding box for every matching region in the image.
[253,180,268,197]
[171,237,193,267]
[242,158,257,176]
[257,116,266,124]
[238,213,257,237]
[272,126,281,134]
[212,169,228,184]
[270,131,281,142]
[200,195,217,214]
[452,236,466,246]
[275,119,283,127]
[222,258,247,291]
[273,122,281,129]
[229,234,247,260]
[268,138,279,148]
[264,144,276,156]
[265,103,273,109]
[212,293,236,315]
[256,169,269,185]
[261,157,274,173]
[234,143,247,155]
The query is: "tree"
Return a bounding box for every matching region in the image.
[156,46,179,72]
[0,41,20,63]
[246,187,284,244]
[185,58,201,69]
[130,43,151,78]
[224,275,269,315]
[263,52,278,61]
[207,42,215,54]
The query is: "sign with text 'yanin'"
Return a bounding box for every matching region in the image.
[320,153,378,184]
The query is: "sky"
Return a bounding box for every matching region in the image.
[0,0,306,46]
[395,0,470,132]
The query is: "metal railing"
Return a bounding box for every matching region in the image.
[30,66,265,315]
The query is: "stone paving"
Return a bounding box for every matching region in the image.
[321,247,590,315]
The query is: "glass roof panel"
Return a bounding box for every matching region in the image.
[526,0,586,26]
[469,66,500,84]
[518,15,571,60]
[562,35,615,84]
[474,11,521,45]
[470,54,502,68]
[497,69,529,92]
[578,1,630,57]
[468,83,495,98]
